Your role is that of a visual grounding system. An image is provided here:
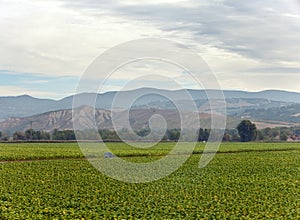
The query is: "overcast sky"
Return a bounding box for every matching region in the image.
[0,0,299,99]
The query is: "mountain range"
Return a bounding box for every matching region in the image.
[0,88,300,133]
[1,88,300,119]
[0,106,217,134]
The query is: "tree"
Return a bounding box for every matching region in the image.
[136,129,150,137]
[24,129,50,140]
[222,133,231,142]
[256,130,264,141]
[63,130,76,140]
[52,129,76,140]
[279,132,288,141]
[198,128,210,141]
[13,131,26,140]
[40,131,51,140]
[1,136,9,141]
[236,120,257,142]
[25,129,34,140]
[166,129,180,141]
[263,127,272,138]
[0,132,9,141]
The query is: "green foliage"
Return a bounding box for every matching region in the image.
[0,143,83,161]
[75,128,180,141]
[52,129,75,140]
[5,125,300,142]
[0,143,299,218]
[98,129,119,141]
[256,130,264,141]
[294,128,300,135]
[13,131,26,140]
[198,128,210,141]
[135,128,151,137]
[0,131,9,141]
[166,129,180,141]
[260,127,294,141]
[13,129,50,141]
[237,120,257,142]
[280,133,288,141]
[0,134,9,141]
[1,142,300,161]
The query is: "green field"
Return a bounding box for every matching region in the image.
[0,142,299,219]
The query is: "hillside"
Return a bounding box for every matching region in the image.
[0,88,299,119]
[238,103,300,124]
[1,88,300,133]
[0,106,223,134]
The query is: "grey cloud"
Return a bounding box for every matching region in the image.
[245,67,300,74]
[61,0,300,66]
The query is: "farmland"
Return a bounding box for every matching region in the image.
[0,142,299,219]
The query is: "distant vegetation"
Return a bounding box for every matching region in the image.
[1,120,300,142]
[237,120,257,142]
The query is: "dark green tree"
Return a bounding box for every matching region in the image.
[198,128,210,141]
[40,131,51,140]
[0,132,9,141]
[1,136,9,141]
[222,133,230,142]
[13,131,26,140]
[166,129,180,141]
[236,120,257,142]
[136,129,151,137]
[279,132,288,141]
[25,129,34,140]
[63,130,76,140]
[52,129,76,140]
[52,129,64,140]
[256,130,265,141]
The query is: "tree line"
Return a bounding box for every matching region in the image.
[225,120,300,142]
[7,128,183,141]
[1,120,300,142]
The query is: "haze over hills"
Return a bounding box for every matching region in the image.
[0,88,299,119]
[238,104,300,124]
[1,104,298,134]
[0,88,300,133]
[0,106,217,134]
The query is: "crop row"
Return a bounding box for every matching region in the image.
[0,142,299,161]
[0,149,299,218]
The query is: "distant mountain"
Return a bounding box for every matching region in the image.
[0,88,299,119]
[2,104,300,134]
[136,98,290,114]
[0,106,110,134]
[0,106,220,134]
[238,103,300,124]
[0,95,56,119]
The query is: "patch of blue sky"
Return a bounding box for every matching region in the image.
[0,70,80,99]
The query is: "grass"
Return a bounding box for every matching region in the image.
[0,142,299,161]
[0,142,299,218]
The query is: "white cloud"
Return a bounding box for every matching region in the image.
[0,0,163,76]
[0,85,64,99]
[0,0,299,97]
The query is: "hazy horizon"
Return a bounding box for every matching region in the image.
[1,87,300,101]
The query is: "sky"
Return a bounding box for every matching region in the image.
[0,0,300,99]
